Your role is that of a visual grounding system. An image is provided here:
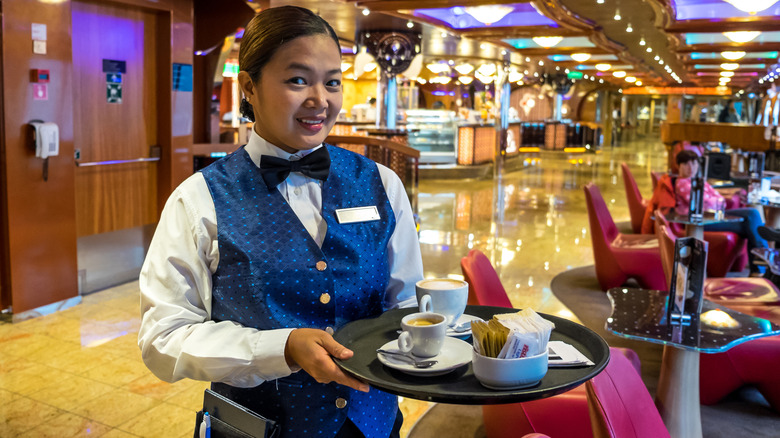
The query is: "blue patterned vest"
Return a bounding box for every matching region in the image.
[200,144,398,438]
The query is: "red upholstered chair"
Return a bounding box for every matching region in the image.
[655,224,780,413]
[586,348,670,438]
[654,221,779,306]
[621,163,647,234]
[460,250,642,438]
[654,210,747,277]
[583,183,667,291]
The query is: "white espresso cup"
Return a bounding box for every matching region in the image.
[398,312,447,357]
[416,278,469,327]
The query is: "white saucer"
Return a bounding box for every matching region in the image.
[446,314,483,337]
[376,337,472,376]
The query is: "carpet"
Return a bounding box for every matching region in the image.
[408,265,780,438]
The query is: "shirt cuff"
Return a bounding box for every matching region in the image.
[252,327,300,377]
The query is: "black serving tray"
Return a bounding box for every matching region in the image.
[333,305,610,404]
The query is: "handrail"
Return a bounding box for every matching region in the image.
[75,157,160,167]
[326,135,420,158]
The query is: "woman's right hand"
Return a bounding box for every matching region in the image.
[284,328,370,392]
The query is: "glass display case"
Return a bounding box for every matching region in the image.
[405,110,458,164]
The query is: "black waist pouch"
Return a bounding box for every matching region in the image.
[193,389,280,438]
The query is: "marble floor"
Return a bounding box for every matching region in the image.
[0,136,668,437]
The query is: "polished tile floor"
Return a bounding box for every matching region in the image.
[0,136,667,437]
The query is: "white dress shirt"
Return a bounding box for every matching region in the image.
[138,131,423,388]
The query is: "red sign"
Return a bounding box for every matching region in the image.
[623,86,731,96]
[33,83,48,101]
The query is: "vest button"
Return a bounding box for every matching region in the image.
[319,293,331,304]
[335,397,347,409]
[325,326,334,335]
[316,261,328,271]
[294,187,302,196]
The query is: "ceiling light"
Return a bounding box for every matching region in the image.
[659,60,664,65]
[426,62,450,74]
[720,77,732,83]
[532,36,564,48]
[595,63,611,71]
[571,53,591,63]
[722,0,779,14]
[599,79,604,83]
[477,63,497,76]
[508,70,524,82]
[458,76,474,85]
[407,20,414,29]
[597,0,604,3]
[441,31,448,38]
[475,72,494,84]
[721,63,739,70]
[416,77,427,84]
[480,43,488,50]
[639,37,646,46]
[454,63,474,75]
[635,80,643,86]
[723,31,761,43]
[464,5,514,25]
[613,71,627,78]
[614,9,621,20]
[646,47,652,53]
[429,76,452,84]
[539,60,545,66]
[721,51,746,60]
[362,8,370,16]
[626,23,633,32]
[625,76,637,83]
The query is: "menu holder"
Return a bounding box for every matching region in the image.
[667,237,707,326]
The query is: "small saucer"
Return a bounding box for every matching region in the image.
[376,337,472,376]
[446,314,483,337]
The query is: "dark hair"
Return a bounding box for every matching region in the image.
[239,6,341,121]
[676,150,700,166]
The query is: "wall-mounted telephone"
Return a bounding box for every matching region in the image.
[30,121,59,158]
[28,121,59,181]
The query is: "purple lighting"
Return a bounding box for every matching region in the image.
[674,0,780,19]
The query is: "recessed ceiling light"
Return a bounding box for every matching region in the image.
[721,51,746,60]
[614,9,621,20]
[613,71,627,78]
[532,36,564,48]
[639,37,646,46]
[362,8,370,16]
[595,63,611,71]
[722,31,761,43]
[571,53,591,62]
[721,63,740,70]
[626,23,633,33]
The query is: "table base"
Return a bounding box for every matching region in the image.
[656,346,702,438]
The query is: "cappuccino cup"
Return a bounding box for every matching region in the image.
[398,312,447,357]
[416,278,469,327]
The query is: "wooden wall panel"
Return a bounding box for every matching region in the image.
[0,0,78,313]
[75,164,157,236]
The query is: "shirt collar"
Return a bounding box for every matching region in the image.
[245,128,323,168]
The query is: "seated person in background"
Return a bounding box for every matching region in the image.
[675,150,767,272]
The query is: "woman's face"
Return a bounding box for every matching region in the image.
[679,159,698,178]
[239,34,342,153]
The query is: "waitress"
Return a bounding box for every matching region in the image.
[137,6,423,438]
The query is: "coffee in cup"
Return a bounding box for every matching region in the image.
[415,278,469,327]
[398,312,447,357]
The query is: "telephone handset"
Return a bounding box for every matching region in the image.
[30,121,59,158]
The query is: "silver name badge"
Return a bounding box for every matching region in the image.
[335,206,380,224]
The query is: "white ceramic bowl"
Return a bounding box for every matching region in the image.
[472,350,548,390]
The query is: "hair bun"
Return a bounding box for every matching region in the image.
[239,98,256,122]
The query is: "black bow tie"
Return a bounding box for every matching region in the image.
[259,146,330,189]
